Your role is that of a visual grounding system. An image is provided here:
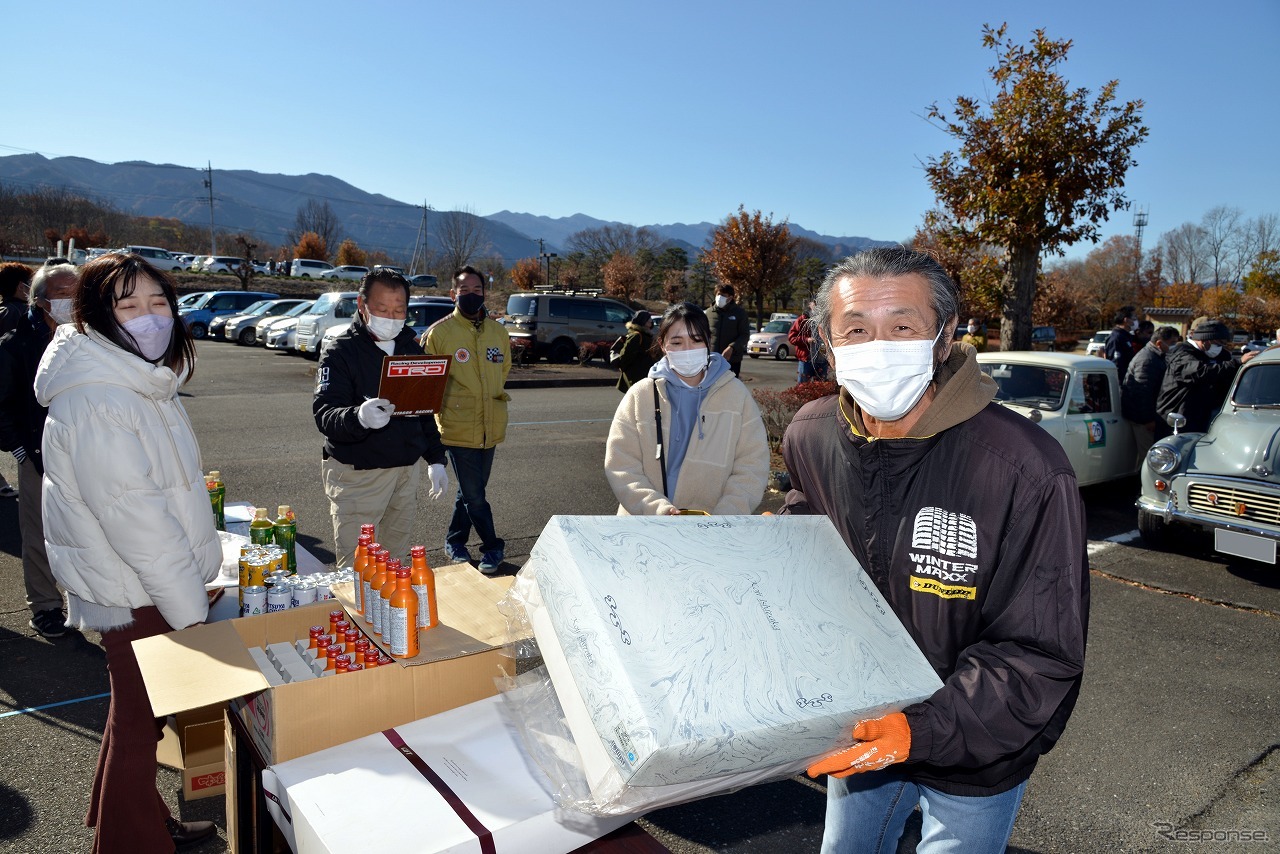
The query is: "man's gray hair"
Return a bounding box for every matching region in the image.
[812,247,960,344]
[29,263,78,305]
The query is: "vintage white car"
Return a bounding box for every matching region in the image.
[976,352,1139,487]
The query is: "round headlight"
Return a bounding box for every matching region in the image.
[1146,445,1181,475]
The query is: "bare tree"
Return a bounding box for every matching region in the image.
[1201,205,1243,284]
[435,206,490,274]
[1158,222,1208,284]
[287,200,343,252]
[566,223,664,259]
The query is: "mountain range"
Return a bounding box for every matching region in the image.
[0,153,892,263]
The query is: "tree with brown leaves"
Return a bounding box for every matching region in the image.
[510,257,545,291]
[703,206,797,329]
[335,239,368,267]
[294,231,328,262]
[602,252,642,304]
[924,24,1148,350]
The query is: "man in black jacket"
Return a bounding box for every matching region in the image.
[706,284,751,377]
[1104,305,1139,378]
[782,248,1088,852]
[0,263,77,638]
[1122,325,1180,458]
[313,270,449,567]
[1154,318,1239,438]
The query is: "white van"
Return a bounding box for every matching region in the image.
[294,291,358,357]
[125,245,185,272]
[290,258,335,278]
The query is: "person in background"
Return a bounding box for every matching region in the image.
[34,253,221,852]
[0,263,78,638]
[707,283,751,377]
[1155,318,1239,438]
[605,302,768,515]
[1105,305,1139,378]
[0,262,34,500]
[1134,319,1154,350]
[423,266,511,574]
[615,309,655,393]
[314,269,449,568]
[1121,325,1180,460]
[783,248,1088,853]
[788,300,819,383]
[960,317,987,352]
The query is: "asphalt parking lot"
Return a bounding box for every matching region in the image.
[0,342,1276,854]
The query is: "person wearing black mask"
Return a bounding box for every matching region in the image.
[422,266,512,574]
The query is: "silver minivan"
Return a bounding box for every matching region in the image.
[294,291,358,357]
[290,259,335,278]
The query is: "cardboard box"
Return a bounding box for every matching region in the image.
[157,706,227,800]
[523,516,943,795]
[262,694,632,854]
[134,564,515,770]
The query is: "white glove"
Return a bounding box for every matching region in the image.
[357,398,393,430]
[427,463,449,499]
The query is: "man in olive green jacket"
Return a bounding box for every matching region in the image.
[422,266,512,573]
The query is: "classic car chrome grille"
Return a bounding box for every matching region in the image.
[1186,482,1280,526]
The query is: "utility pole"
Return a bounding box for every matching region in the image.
[1133,207,1149,290]
[204,162,216,255]
[409,201,429,275]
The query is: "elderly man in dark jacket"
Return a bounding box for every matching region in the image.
[784,247,1088,853]
[1122,325,1181,458]
[1155,319,1238,438]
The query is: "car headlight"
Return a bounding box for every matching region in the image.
[1146,445,1181,475]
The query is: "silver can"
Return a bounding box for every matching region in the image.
[291,581,317,608]
[266,585,291,613]
[314,579,334,601]
[241,585,267,617]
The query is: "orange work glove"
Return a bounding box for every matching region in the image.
[807,712,911,779]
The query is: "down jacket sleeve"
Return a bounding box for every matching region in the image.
[902,468,1089,770]
[710,393,770,515]
[605,382,677,516]
[47,399,212,631]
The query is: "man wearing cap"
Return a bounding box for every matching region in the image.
[1155,319,1239,438]
[615,310,655,393]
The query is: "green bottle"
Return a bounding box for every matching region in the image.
[249,507,274,546]
[207,470,225,531]
[274,504,297,574]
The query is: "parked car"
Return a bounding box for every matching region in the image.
[976,352,1138,487]
[318,297,457,354]
[177,291,210,309]
[320,265,369,282]
[504,291,633,363]
[747,319,794,360]
[222,298,310,345]
[264,316,304,352]
[1137,347,1280,563]
[407,274,439,288]
[1238,339,1272,356]
[199,255,251,274]
[124,245,186,272]
[1085,330,1110,357]
[295,291,358,356]
[769,312,799,325]
[255,300,314,347]
[290,259,335,278]
[1031,326,1058,351]
[178,290,279,339]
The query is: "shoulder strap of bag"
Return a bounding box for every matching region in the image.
[653,381,668,499]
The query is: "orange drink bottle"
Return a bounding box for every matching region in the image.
[328,610,344,640]
[368,550,389,634]
[353,534,372,613]
[343,628,359,652]
[378,559,402,640]
[353,638,370,664]
[315,636,332,661]
[409,545,438,630]
[388,567,420,658]
[360,523,376,540]
[347,663,363,673]
[307,626,324,651]
[363,649,380,669]
[325,645,340,671]
[365,547,386,628]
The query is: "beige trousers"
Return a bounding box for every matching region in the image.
[321,457,420,568]
[19,457,61,613]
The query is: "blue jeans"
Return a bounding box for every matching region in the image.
[821,772,1027,854]
[798,359,816,384]
[445,446,503,554]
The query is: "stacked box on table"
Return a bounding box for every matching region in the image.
[262,694,632,854]
[522,515,943,798]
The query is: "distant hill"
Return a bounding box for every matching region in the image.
[0,153,893,263]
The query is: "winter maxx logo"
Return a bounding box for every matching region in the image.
[908,507,979,601]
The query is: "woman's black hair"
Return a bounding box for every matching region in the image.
[649,302,712,359]
[75,253,196,377]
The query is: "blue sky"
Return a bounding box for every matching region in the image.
[5,0,1278,256]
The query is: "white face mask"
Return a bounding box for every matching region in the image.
[364,311,404,341]
[121,314,174,362]
[47,299,74,324]
[966,325,977,334]
[832,328,943,421]
[714,295,728,309]
[1205,343,1223,359]
[666,347,709,377]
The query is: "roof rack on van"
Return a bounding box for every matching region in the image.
[531,286,605,297]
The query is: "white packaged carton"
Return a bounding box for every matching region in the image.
[524,515,943,793]
[262,694,631,854]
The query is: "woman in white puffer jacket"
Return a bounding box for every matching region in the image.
[35,253,220,853]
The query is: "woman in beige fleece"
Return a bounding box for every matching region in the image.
[605,303,769,515]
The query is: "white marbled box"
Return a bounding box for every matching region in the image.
[524,515,943,790]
